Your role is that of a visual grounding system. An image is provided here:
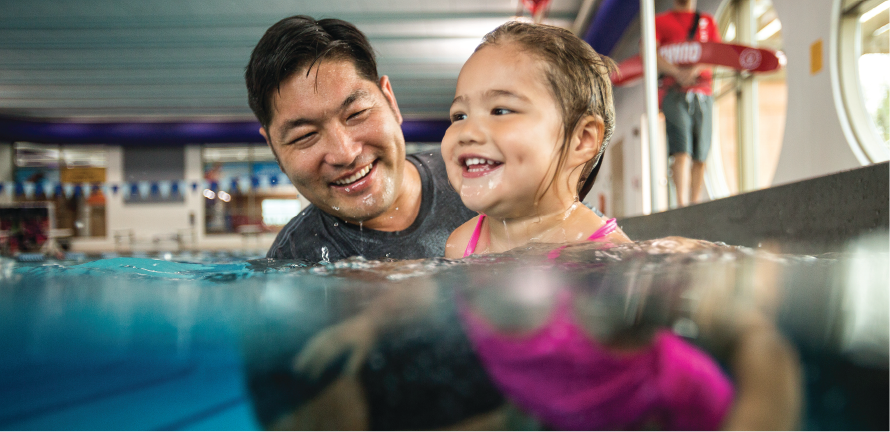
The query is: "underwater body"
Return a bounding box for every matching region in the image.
[0,234,887,430]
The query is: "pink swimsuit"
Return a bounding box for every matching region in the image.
[460,215,734,430]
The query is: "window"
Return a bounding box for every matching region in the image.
[261,199,301,226]
[202,145,299,234]
[709,0,788,199]
[12,143,107,238]
[838,0,890,162]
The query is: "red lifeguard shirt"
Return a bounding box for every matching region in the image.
[655,11,721,95]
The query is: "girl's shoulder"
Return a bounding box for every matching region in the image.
[445,215,483,259]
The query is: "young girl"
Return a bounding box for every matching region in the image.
[442,21,734,430]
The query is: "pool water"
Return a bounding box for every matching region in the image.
[0,235,887,430]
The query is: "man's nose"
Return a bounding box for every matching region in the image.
[323,123,362,166]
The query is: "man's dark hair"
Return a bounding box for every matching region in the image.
[245,16,379,129]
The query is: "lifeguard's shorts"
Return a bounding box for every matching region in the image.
[662,90,713,162]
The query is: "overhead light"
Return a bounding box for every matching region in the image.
[756,18,782,40]
[875,23,890,35]
[860,1,889,22]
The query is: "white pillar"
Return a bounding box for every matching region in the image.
[640,0,662,213]
[737,0,759,191]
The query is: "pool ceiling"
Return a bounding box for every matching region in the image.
[0,0,584,122]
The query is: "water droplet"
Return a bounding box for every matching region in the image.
[333,222,339,227]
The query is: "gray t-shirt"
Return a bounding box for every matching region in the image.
[267,149,476,262]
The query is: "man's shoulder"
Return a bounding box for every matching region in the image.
[266,205,330,259]
[407,147,446,171]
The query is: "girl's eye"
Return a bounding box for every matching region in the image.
[492,108,513,115]
[450,112,467,122]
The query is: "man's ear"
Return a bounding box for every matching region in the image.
[568,114,605,168]
[259,127,283,166]
[379,75,403,125]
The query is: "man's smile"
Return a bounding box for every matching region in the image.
[332,161,374,186]
[329,160,378,193]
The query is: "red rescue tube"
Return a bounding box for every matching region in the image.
[611,41,783,87]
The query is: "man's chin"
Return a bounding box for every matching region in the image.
[329,205,389,225]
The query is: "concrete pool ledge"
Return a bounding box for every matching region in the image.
[618,162,889,254]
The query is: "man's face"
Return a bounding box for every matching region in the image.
[260,60,406,223]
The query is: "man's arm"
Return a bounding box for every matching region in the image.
[293,271,439,378]
[719,315,802,430]
[656,45,704,88]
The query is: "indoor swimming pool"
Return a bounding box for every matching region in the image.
[1,233,887,430]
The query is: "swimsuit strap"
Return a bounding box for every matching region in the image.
[463,214,486,257]
[465,216,617,258]
[588,218,618,241]
[547,218,619,261]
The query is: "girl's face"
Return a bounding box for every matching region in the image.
[442,43,566,218]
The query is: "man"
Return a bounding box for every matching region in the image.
[655,0,720,207]
[243,15,503,430]
[246,16,476,262]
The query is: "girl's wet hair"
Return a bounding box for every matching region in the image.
[476,21,616,201]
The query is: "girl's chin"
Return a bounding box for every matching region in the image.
[459,196,494,215]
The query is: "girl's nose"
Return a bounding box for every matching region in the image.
[457,116,486,145]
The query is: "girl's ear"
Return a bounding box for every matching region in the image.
[568,114,605,168]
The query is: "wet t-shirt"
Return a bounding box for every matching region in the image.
[267,149,476,262]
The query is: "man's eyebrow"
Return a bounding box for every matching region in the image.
[341,89,371,111]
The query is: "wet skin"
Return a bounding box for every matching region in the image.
[442,43,627,257]
[259,60,421,231]
[442,43,568,220]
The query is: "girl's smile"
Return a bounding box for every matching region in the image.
[459,154,504,178]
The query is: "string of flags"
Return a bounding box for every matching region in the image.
[0,174,291,200]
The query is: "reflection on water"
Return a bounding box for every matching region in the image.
[0,233,886,430]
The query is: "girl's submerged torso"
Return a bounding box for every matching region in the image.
[459,217,733,430]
